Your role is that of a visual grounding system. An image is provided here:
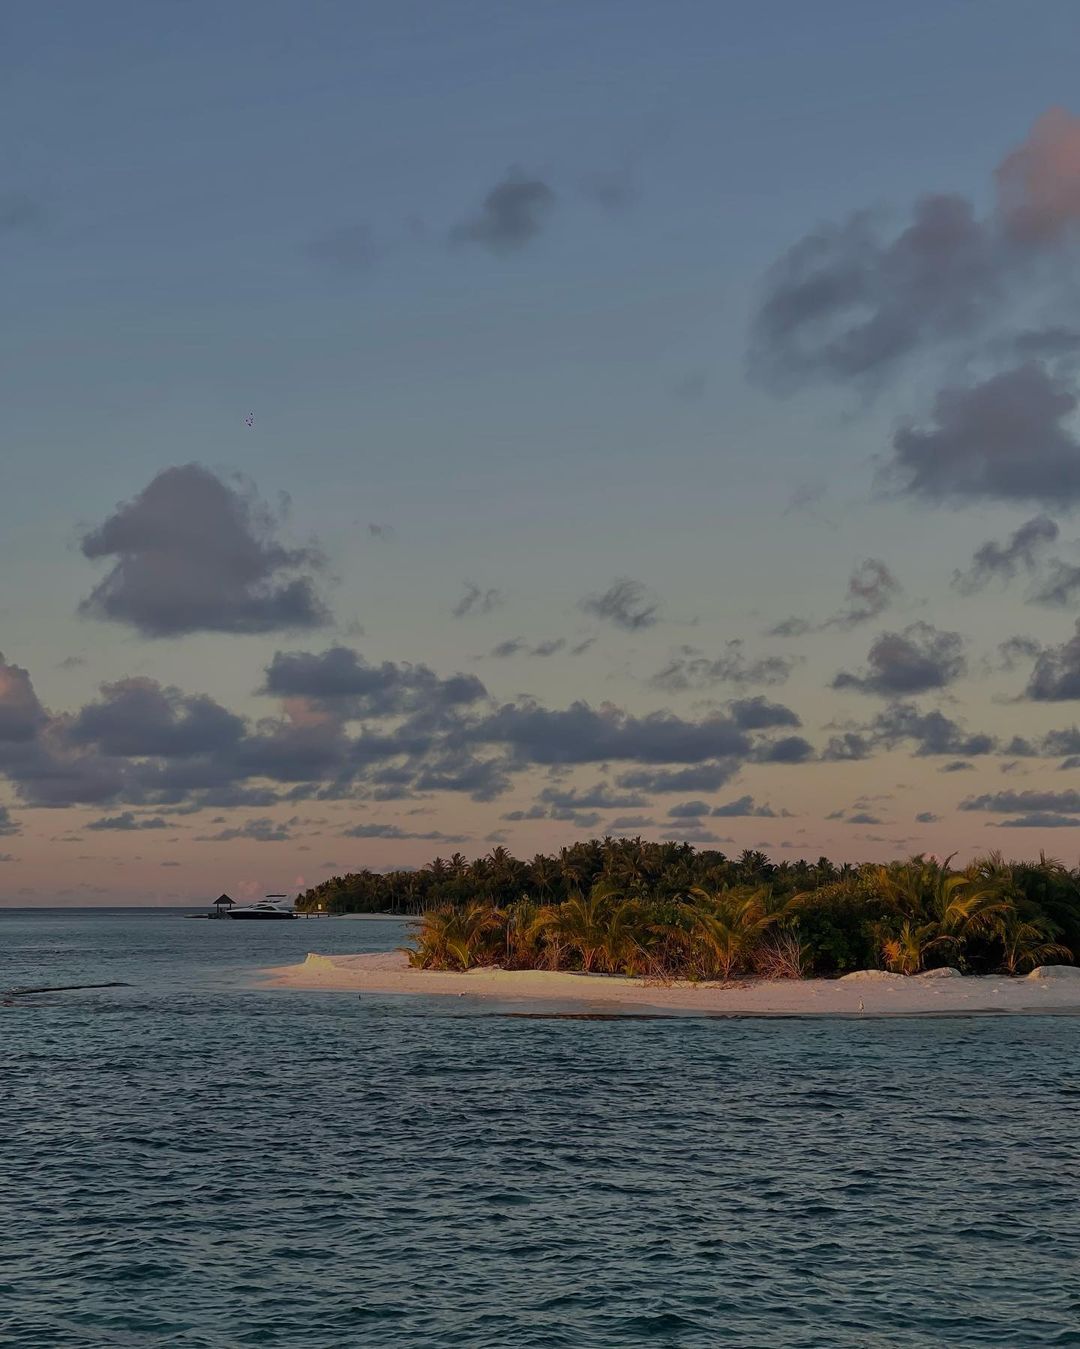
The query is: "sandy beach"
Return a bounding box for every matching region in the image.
[262,950,1080,1016]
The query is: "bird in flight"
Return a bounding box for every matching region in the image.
[245,412,255,428]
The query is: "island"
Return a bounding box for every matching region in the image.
[266,840,1080,1014]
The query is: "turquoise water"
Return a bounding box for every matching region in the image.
[2,909,1079,1348]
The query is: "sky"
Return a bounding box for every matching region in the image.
[5,0,1080,903]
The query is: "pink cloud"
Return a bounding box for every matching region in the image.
[997,106,1080,243]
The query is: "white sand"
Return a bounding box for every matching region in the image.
[260,951,1080,1017]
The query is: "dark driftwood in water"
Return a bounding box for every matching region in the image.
[6,981,131,996]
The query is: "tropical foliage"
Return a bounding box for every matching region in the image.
[295,839,1080,980]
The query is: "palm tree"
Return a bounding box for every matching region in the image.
[997,915,1070,975]
[684,885,785,980]
[541,883,622,972]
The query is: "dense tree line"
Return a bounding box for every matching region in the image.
[296,838,1080,979]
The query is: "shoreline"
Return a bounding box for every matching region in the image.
[260,951,1080,1017]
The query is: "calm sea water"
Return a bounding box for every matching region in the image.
[2,908,1079,1349]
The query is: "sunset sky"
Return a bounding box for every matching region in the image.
[6,1,1080,903]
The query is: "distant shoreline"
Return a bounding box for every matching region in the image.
[261,951,1080,1017]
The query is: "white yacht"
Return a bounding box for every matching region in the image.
[227,894,297,921]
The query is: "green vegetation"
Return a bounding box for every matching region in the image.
[295,839,1079,980]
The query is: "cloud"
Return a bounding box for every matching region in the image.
[453,582,503,619]
[79,464,330,637]
[69,678,245,757]
[466,701,751,766]
[749,193,998,387]
[616,761,742,794]
[753,735,815,764]
[727,696,801,730]
[952,515,1059,593]
[1025,620,1080,700]
[997,812,1080,827]
[651,641,797,690]
[489,637,567,659]
[0,654,47,742]
[1029,560,1080,607]
[833,622,966,697]
[86,812,171,831]
[0,806,19,836]
[201,817,294,843]
[914,811,940,823]
[341,823,465,841]
[847,812,882,825]
[263,647,486,718]
[451,170,556,253]
[995,107,1080,244]
[711,795,779,818]
[888,364,1080,507]
[826,559,901,629]
[607,815,656,831]
[367,523,394,541]
[960,788,1080,814]
[667,800,711,819]
[861,701,996,757]
[538,783,647,811]
[580,578,660,631]
[769,559,899,636]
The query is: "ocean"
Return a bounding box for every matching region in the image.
[2,907,1078,1348]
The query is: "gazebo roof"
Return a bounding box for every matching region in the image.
[214,893,235,905]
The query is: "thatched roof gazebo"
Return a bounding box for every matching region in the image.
[212,893,236,917]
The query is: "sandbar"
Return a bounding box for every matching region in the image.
[261,951,1080,1017]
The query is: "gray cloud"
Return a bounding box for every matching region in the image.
[79,464,330,637]
[616,760,742,795]
[0,653,48,742]
[1029,559,1080,607]
[70,678,245,758]
[711,794,780,818]
[753,735,815,763]
[769,559,899,636]
[263,647,486,719]
[489,637,567,659]
[864,701,996,758]
[0,805,19,836]
[86,812,171,831]
[833,622,966,697]
[538,783,647,811]
[960,788,1080,814]
[889,364,1080,507]
[915,811,940,823]
[953,515,1059,593]
[749,193,998,388]
[651,641,797,690]
[998,812,1080,827]
[727,696,800,731]
[451,171,556,253]
[751,111,1080,393]
[367,522,394,541]
[581,578,660,632]
[342,823,465,841]
[826,559,901,629]
[467,701,750,766]
[453,582,504,619]
[607,815,657,831]
[1025,620,1080,700]
[667,800,711,819]
[201,817,295,843]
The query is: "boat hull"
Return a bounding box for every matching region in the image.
[227,911,296,920]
